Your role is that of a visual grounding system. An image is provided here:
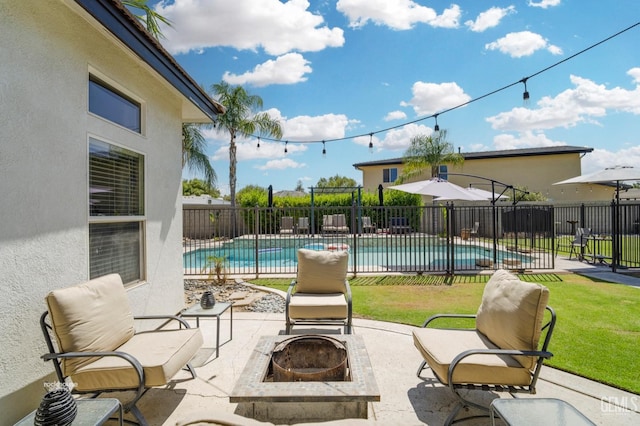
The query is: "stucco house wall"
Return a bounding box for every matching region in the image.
[0,1,219,422]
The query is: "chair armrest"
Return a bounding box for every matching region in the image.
[421,313,476,328]
[344,280,352,325]
[42,350,145,394]
[286,280,297,301]
[448,348,554,387]
[134,315,191,329]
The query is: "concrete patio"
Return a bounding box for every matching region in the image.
[123,265,640,426]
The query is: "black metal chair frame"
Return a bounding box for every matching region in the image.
[416,306,556,425]
[40,312,197,426]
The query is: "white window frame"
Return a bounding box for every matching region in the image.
[88,68,146,135]
[88,136,146,285]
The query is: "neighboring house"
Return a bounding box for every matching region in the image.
[0,0,223,422]
[354,146,616,202]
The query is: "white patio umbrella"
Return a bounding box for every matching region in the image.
[553,165,640,200]
[388,178,489,201]
[434,186,508,202]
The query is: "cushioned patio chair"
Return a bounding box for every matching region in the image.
[286,249,352,334]
[389,217,411,234]
[412,269,555,425]
[279,216,295,234]
[297,217,310,234]
[361,216,376,233]
[40,274,203,425]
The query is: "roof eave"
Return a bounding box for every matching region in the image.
[73,0,224,120]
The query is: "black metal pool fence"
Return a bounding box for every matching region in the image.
[183,202,640,276]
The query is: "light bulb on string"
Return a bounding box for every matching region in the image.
[368,133,374,154]
[284,141,288,154]
[433,114,440,138]
[322,141,326,158]
[256,137,260,149]
[521,77,530,107]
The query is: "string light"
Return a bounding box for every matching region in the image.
[284,141,288,154]
[246,22,639,151]
[433,114,440,137]
[257,136,260,149]
[322,141,326,158]
[521,77,530,106]
[368,133,373,153]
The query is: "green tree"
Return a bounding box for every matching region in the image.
[122,0,172,39]
[211,82,283,207]
[182,179,220,197]
[316,174,357,188]
[123,1,218,188]
[182,123,217,188]
[295,180,305,192]
[399,130,464,181]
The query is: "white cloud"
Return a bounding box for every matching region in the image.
[336,0,460,30]
[528,0,561,9]
[465,6,515,32]
[222,53,312,87]
[384,110,407,121]
[256,158,306,170]
[485,31,562,57]
[401,81,471,116]
[582,146,640,174]
[487,71,640,132]
[492,131,565,150]
[157,0,344,55]
[628,67,640,84]
[264,109,352,141]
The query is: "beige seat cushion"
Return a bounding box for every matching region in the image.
[45,274,135,375]
[288,293,348,319]
[476,269,549,369]
[412,328,532,386]
[72,328,203,391]
[295,249,348,294]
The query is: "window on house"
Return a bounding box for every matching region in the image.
[89,138,145,284]
[438,165,448,180]
[383,167,398,183]
[89,75,141,133]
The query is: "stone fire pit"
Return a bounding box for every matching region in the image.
[230,334,380,423]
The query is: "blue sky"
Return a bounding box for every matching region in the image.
[150,0,640,195]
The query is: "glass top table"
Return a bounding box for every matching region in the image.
[15,398,122,426]
[490,398,596,426]
[181,302,233,361]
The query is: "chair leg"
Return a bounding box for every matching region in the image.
[186,362,197,379]
[416,360,427,377]
[128,404,148,426]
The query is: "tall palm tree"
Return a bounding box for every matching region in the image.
[122,0,172,38]
[124,1,217,189]
[211,81,283,207]
[399,130,464,182]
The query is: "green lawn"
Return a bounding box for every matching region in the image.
[250,273,640,394]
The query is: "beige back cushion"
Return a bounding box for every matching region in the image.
[45,273,135,374]
[296,249,348,293]
[476,269,549,370]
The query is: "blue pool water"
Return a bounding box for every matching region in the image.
[184,241,531,272]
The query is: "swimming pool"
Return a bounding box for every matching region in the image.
[183,240,532,274]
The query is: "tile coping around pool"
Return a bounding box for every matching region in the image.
[230,334,380,403]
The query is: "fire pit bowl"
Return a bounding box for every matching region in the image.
[271,335,348,382]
